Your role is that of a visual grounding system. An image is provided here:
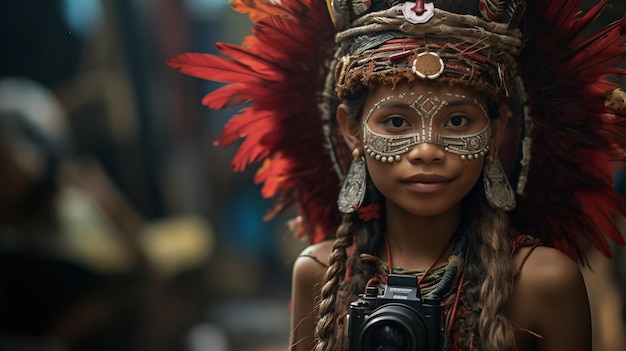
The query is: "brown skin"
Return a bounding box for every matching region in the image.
[289,82,591,350]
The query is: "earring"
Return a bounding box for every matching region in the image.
[338,148,367,213]
[483,154,516,211]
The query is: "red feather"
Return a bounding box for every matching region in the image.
[513,0,626,261]
[230,0,301,22]
[169,0,339,242]
[201,84,249,110]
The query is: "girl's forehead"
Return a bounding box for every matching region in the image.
[365,81,485,104]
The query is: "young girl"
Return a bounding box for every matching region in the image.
[169,0,626,350]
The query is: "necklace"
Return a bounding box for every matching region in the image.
[383,234,452,283]
[390,234,467,299]
[381,234,452,295]
[361,234,467,299]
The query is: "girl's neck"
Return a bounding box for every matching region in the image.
[381,200,461,270]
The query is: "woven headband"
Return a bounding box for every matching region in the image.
[328,2,523,101]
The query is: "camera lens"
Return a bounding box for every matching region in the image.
[369,322,409,351]
[360,303,428,351]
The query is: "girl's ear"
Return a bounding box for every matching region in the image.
[490,103,512,151]
[337,103,362,150]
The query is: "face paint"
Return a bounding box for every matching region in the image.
[362,91,491,163]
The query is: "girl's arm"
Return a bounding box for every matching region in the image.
[289,241,333,351]
[510,246,592,351]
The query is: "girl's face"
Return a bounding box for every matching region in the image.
[339,81,507,218]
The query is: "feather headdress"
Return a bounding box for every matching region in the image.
[169,0,626,261]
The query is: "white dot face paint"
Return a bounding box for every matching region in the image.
[362,91,491,163]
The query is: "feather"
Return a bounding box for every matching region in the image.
[513,0,626,261]
[201,84,249,110]
[170,0,338,242]
[230,0,297,22]
[167,53,267,83]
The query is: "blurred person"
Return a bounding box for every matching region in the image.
[0,77,151,351]
[0,76,217,351]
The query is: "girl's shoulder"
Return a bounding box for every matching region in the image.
[292,240,334,308]
[509,246,591,350]
[295,239,334,269]
[290,240,336,351]
[513,245,584,294]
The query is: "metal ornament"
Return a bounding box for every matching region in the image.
[412,52,444,79]
[337,148,367,213]
[483,156,516,211]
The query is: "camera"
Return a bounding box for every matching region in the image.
[347,274,441,351]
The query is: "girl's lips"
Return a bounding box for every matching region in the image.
[403,173,451,183]
[402,174,451,192]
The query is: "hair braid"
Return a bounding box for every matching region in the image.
[456,238,483,349]
[314,215,355,351]
[453,187,516,350]
[315,176,386,351]
[344,178,386,301]
[477,201,516,350]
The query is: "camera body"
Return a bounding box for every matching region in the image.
[348,274,441,351]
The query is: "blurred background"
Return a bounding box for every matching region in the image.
[0,1,624,351]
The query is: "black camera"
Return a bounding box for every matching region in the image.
[347,274,441,351]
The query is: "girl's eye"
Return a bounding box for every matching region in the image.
[385,116,408,128]
[446,115,469,128]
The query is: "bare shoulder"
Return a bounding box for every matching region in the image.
[297,239,335,267]
[292,239,335,287]
[290,241,332,311]
[510,246,591,351]
[514,246,584,294]
[290,240,335,351]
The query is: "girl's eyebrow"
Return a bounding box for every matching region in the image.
[378,101,413,109]
[374,98,482,113]
[444,99,478,108]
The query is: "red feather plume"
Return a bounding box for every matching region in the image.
[513,0,626,260]
[168,0,338,243]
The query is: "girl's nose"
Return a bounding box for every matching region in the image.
[406,142,446,164]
